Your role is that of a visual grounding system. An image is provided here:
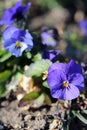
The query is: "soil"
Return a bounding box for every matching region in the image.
[0,93,70,130]
[0,92,87,130]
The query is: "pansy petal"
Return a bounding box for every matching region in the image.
[22,32,33,50]
[23,38,33,50]
[4,40,28,57]
[14,1,22,9]
[12,48,22,57]
[41,32,57,46]
[4,43,18,56]
[51,84,80,100]
[47,70,62,89]
[69,74,84,90]
[42,50,61,61]
[67,60,84,89]
[12,30,33,42]
[8,42,27,57]
[0,8,15,25]
[21,2,31,15]
[63,84,80,100]
[10,46,21,57]
[25,30,33,39]
[23,31,33,43]
[2,26,18,40]
[48,50,60,60]
[68,60,82,74]
[20,42,28,52]
[51,88,65,99]
[48,62,67,74]
[3,39,15,48]
[25,40,33,50]
[12,30,25,40]
[47,69,67,90]
[0,19,14,25]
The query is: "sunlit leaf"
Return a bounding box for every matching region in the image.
[6,72,22,92]
[33,93,45,108]
[20,91,41,101]
[25,59,52,77]
[19,91,42,107]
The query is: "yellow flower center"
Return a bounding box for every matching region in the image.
[63,81,69,87]
[15,41,22,48]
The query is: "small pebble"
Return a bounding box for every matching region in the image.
[24,114,32,121]
[49,119,63,130]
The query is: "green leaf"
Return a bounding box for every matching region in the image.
[19,91,42,107]
[32,53,42,62]
[82,110,87,114]
[33,93,45,108]
[19,92,46,108]
[6,72,22,92]
[37,0,61,9]
[21,91,41,101]
[0,70,11,83]
[0,50,11,62]
[0,50,6,56]
[44,93,52,105]
[25,59,52,77]
[43,81,49,88]
[25,51,32,59]
[72,110,87,124]
[0,84,6,97]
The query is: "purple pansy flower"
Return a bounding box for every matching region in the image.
[78,20,87,35]
[42,50,61,62]
[47,60,84,100]
[41,27,59,47]
[2,26,33,57]
[0,1,31,25]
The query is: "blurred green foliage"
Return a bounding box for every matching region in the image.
[37,0,61,10]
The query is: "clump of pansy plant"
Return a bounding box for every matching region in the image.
[47,60,84,100]
[0,0,85,111]
[2,26,33,57]
[0,1,31,26]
